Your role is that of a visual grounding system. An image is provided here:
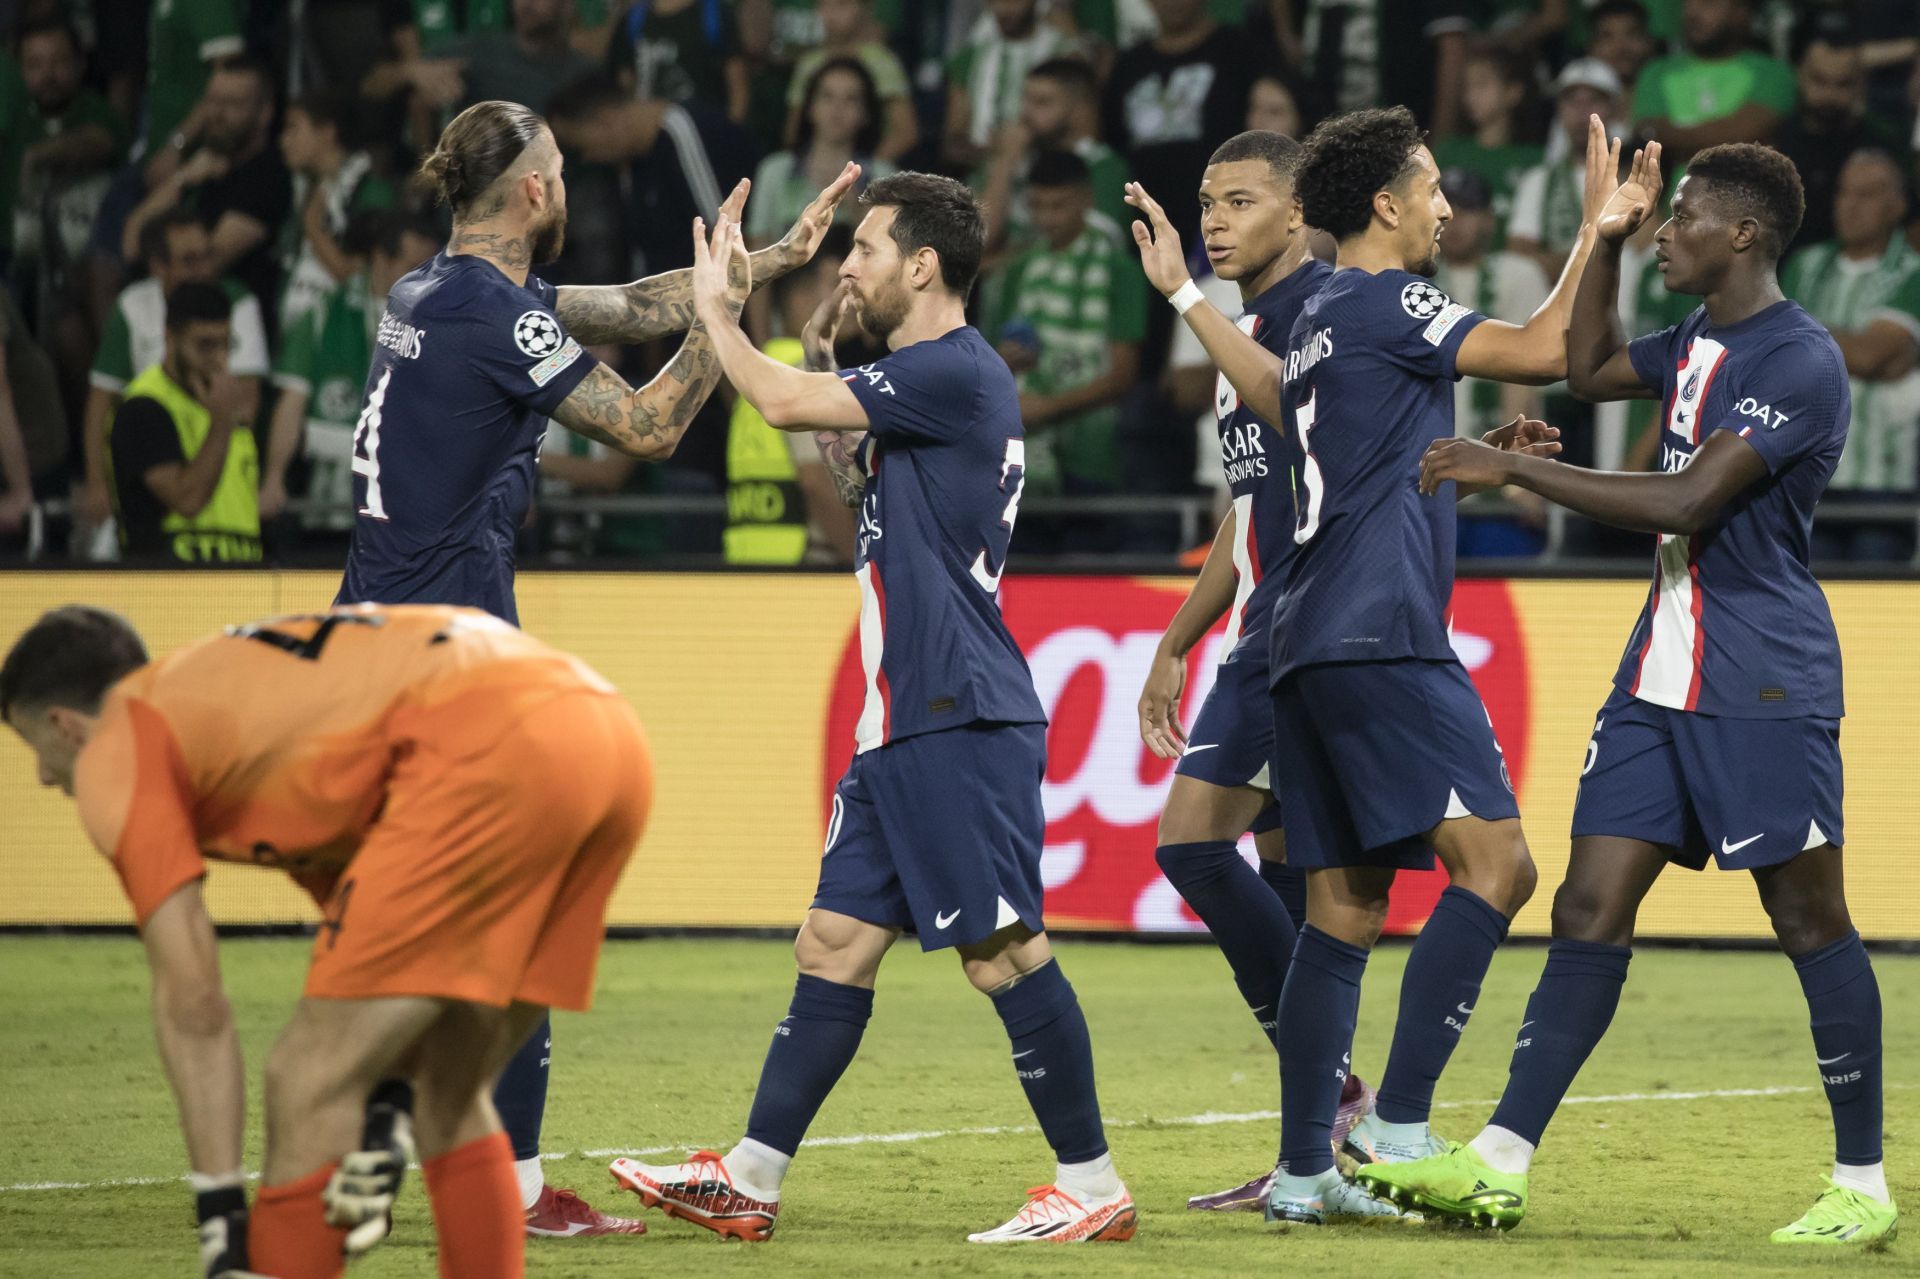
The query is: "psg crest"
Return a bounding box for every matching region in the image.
[513,310,565,358]
[1401,281,1450,320]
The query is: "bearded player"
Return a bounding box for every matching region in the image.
[608,174,1137,1244]
[1360,142,1895,1247]
[336,98,852,1235]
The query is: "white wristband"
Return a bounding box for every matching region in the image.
[1168,279,1205,316]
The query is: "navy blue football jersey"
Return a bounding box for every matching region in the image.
[1618,299,1848,718]
[1269,268,1486,679]
[1212,259,1331,661]
[335,253,598,625]
[839,326,1047,752]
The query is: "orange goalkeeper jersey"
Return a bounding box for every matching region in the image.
[73,605,623,923]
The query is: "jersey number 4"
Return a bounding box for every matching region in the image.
[351,367,392,519]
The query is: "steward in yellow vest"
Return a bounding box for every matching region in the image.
[724,337,809,564]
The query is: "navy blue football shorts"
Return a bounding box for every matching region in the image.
[1176,652,1283,834]
[1270,657,1519,870]
[1571,686,1844,871]
[812,721,1048,951]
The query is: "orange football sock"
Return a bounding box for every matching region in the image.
[423,1131,524,1279]
[251,1163,347,1279]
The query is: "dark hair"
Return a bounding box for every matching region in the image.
[140,208,206,267]
[164,281,233,331]
[1840,146,1912,213]
[1793,10,1860,62]
[13,15,83,57]
[211,52,277,97]
[1208,129,1303,185]
[0,607,148,719]
[794,56,883,159]
[773,224,854,309]
[419,100,548,220]
[288,90,353,139]
[1028,148,1091,190]
[1589,0,1649,29]
[1026,55,1100,103]
[1686,142,1805,259]
[1297,106,1426,240]
[859,171,987,296]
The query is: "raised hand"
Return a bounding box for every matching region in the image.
[1137,646,1190,760]
[718,177,751,228]
[777,161,861,269]
[802,281,854,365]
[1589,121,1663,246]
[1124,181,1192,298]
[691,213,751,326]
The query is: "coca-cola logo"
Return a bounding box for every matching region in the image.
[824,576,1530,935]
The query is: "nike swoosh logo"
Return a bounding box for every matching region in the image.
[1012,1050,1034,1059]
[1456,1002,1475,1015]
[1721,833,1765,855]
[935,909,961,928]
[1816,1052,1851,1066]
[1183,743,1218,754]
[1517,1022,1534,1031]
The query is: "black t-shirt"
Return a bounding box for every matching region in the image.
[190,146,294,322]
[625,100,761,277]
[1775,114,1908,253]
[1102,27,1260,246]
[608,0,737,109]
[110,397,187,558]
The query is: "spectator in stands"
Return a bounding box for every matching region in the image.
[107,282,261,564]
[1104,0,1259,248]
[722,229,858,565]
[0,290,57,542]
[121,56,292,322]
[3,18,128,282]
[80,210,270,536]
[1434,168,1549,443]
[606,0,751,122]
[1784,149,1920,562]
[1776,26,1908,253]
[1431,43,1543,244]
[1244,71,1306,137]
[1288,0,1474,134]
[1585,0,1658,100]
[749,58,894,246]
[437,0,598,114]
[139,0,245,170]
[276,92,398,332]
[261,211,439,535]
[987,150,1147,522]
[1510,58,1625,279]
[980,57,1129,255]
[1632,0,1796,164]
[783,0,918,162]
[943,0,1083,174]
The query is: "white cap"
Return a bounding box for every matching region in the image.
[1552,56,1624,100]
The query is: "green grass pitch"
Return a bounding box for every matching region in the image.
[2,935,1914,1277]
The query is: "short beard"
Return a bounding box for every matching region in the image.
[531,210,567,265]
[1410,248,1440,277]
[859,279,909,337]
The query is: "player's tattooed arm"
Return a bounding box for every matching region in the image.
[802,282,868,506]
[552,328,727,460]
[554,164,860,344]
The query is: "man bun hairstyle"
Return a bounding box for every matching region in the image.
[163,281,233,331]
[859,171,987,297]
[1296,106,1425,240]
[0,606,148,719]
[419,100,548,221]
[1686,142,1805,260]
[1208,129,1304,185]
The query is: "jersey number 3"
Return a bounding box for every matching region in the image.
[969,438,1026,592]
[351,367,392,519]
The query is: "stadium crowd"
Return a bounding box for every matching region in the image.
[2,0,1919,566]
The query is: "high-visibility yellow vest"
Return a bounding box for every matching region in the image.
[117,363,262,563]
[724,337,808,565]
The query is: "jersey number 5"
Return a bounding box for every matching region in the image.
[969,438,1026,592]
[351,367,393,519]
[1293,389,1327,545]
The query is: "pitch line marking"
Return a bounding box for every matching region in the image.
[1,1083,1878,1194]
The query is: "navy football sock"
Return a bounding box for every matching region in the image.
[1375,886,1510,1124]
[1156,841,1299,1044]
[743,974,874,1156]
[1258,857,1309,933]
[1276,926,1369,1177]
[1486,940,1631,1146]
[1791,930,1883,1166]
[991,960,1108,1164]
[492,1015,551,1162]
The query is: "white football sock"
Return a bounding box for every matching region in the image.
[724,1138,790,1199]
[1055,1151,1121,1201]
[1371,1117,1431,1146]
[1833,1160,1890,1203]
[1272,1166,1340,1200]
[1469,1124,1536,1175]
[513,1155,545,1211]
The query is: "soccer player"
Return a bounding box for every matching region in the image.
[0,603,652,1279]
[334,98,854,1235]
[1359,144,1897,1246]
[607,174,1137,1244]
[1133,128,1374,1213]
[1126,106,1610,1224]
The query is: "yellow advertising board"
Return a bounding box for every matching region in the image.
[1,571,1915,940]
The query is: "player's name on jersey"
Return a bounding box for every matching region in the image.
[1284,327,1334,384]
[377,311,425,360]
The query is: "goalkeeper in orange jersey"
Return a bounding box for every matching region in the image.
[1,603,652,1279]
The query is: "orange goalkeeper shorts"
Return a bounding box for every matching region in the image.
[304,689,651,1011]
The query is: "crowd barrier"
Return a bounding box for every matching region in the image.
[3,570,1916,940]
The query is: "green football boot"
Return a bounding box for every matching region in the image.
[1771,1179,1898,1245]
[1353,1140,1527,1230]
